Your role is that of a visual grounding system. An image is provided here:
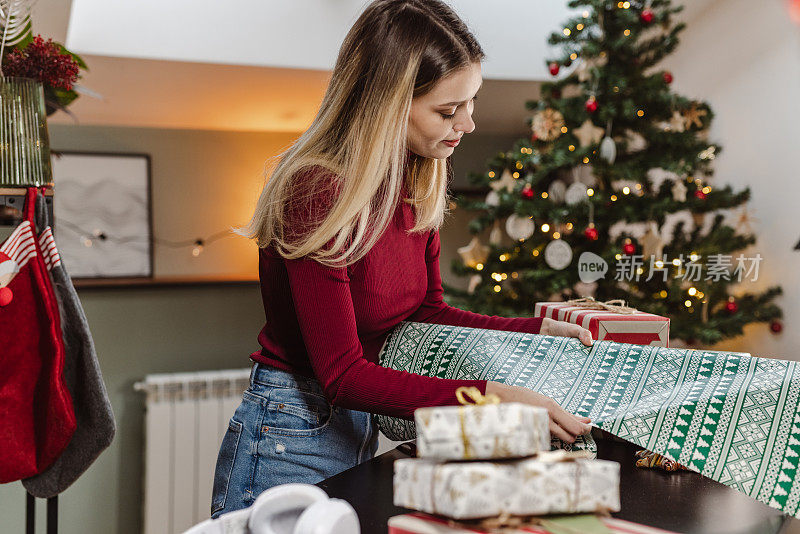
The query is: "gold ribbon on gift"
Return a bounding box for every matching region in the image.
[455,386,501,406]
[564,296,637,315]
[453,387,501,460]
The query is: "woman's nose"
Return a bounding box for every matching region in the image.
[455,109,476,134]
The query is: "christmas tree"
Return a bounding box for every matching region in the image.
[447,0,783,346]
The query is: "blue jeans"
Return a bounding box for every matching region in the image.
[210,361,378,518]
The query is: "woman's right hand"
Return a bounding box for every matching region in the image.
[485,381,591,443]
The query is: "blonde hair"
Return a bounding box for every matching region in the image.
[238,0,485,268]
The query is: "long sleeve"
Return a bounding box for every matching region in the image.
[406,229,544,334]
[284,256,486,420]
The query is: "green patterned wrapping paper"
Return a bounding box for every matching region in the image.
[376,321,800,517]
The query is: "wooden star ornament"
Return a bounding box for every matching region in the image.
[573,120,605,147]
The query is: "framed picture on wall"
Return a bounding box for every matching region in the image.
[50,151,154,279]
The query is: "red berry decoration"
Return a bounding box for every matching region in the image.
[663,71,674,84]
[694,190,707,200]
[770,320,783,334]
[584,225,599,240]
[725,300,738,314]
[549,62,560,76]
[641,9,654,23]
[0,287,12,307]
[623,242,636,255]
[585,97,598,113]
[1,35,80,90]
[521,185,535,199]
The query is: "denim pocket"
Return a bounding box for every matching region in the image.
[210,418,243,516]
[250,387,332,437]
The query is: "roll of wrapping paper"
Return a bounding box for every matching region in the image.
[376,321,800,518]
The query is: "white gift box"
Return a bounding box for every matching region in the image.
[393,454,620,520]
[414,402,549,460]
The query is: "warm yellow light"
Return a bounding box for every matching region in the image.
[570,53,578,60]
[690,253,699,261]
[499,254,508,261]
[541,192,548,199]
[587,188,594,196]
[613,86,620,93]
[492,273,502,281]
[635,183,642,190]
[511,272,519,279]
[553,232,561,239]
[501,273,508,280]
[563,28,571,36]
[636,267,644,275]
[615,254,622,260]
[577,23,584,30]
[513,172,520,179]
[660,290,668,298]
[611,195,618,201]
[637,109,644,117]
[623,2,631,8]
[688,287,697,295]
[624,29,631,36]
[697,291,705,299]
[541,224,550,232]
[488,171,495,178]
[516,161,523,169]
[702,186,711,194]
[494,285,502,292]
[568,145,576,151]
[655,261,664,268]
[583,157,590,164]
[583,10,590,17]
[623,187,630,195]
[532,250,540,257]
[476,263,484,270]
[672,258,681,266]
[685,300,692,307]
[561,126,568,133]
[566,222,573,230]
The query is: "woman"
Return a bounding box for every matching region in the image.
[211,0,593,518]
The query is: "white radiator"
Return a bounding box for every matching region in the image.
[135,368,251,534]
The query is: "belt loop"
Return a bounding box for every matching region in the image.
[249,360,258,386]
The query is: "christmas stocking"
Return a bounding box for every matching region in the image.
[0,187,76,483]
[22,188,116,498]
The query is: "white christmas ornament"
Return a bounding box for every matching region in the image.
[573,120,605,147]
[640,222,665,260]
[485,190,500,207]
[599,136,617,164]
[489,169,517,193]
[565,182,589,205]
[457,236,490,268]
[505,214,536,241]
[489,220,504,246]
[544,239,573,270]
[671,180,687,202]
[547,181,566,203]
[467,274,482,295]
[669,111,686,133]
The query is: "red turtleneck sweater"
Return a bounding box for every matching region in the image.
[251,164,543,420]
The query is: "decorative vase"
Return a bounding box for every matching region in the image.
[0,77,53,187]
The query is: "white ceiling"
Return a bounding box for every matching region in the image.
[32,0,714,134]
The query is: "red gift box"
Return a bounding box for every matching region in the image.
[388,512,679,534]
[534,299,669,347]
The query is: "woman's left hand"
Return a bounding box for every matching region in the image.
[540,317,593,346]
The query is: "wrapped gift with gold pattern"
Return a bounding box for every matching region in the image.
[393,452,620,520]
[415,387,549,460]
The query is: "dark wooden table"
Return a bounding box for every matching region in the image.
[319,437,794,534]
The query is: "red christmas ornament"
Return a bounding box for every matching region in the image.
[663,71,674,84]
[725,300,738,314]
[623,242,636,255]
[0,287,12,307]
[585,97,598,113]
[521,185,535,199]
[694,190,707,200]
[549,62,560,76]
[584,225,599,240]
[770,320,783,334]
[641,9,654,23]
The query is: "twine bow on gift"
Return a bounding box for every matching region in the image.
[455,386,500,406]
[564,296,637,315]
